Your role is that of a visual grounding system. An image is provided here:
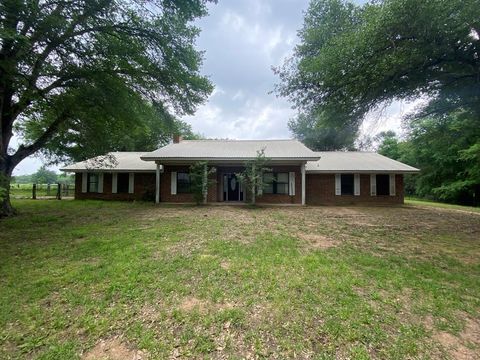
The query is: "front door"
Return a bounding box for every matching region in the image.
[224,173,243,201]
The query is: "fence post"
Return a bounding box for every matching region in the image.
[32,184,37,199]
[56,183,61,200]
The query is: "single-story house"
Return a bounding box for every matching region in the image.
[61,137,419,205]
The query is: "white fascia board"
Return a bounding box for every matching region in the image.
[306,169,419,174]
[140,156,321,162]
[60,169,157,173]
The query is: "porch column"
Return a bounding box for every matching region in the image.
[155,162,161,204]
[301,162,306,205]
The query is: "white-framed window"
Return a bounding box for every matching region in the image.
[335,173,360,196]
[374,174,396,196]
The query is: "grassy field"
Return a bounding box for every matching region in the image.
[405,197,480,214]
[9,184,75,198]
[9,183,36,197]
[1,200,479,359]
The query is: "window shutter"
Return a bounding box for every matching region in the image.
[370,174,377,196]
[354,174,360,196]
[98,173,104,193]
[335,174,341,195]
[112,173,118,193]
[289,172,296,196]
[171,171,177,195]
[128,173,134,194]
[82,173,87,193]
[389,174,396,196]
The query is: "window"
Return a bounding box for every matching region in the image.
[177,172,191,193]
[263,173,274,194]
[376,174,390,195]
[276,173,289,194]
[117,173,129,193]
[88,173,99,193]
[263,172,289,195]
[341,174,354,195]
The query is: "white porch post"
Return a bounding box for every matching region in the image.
[155,163,161,204]
[301,162,306,205]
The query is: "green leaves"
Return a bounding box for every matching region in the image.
[288,110,358,151]
[376,111,480,205]
[276,0,480,127]
[236,149,271,205]
[189,161,216,205]
[1,0,214,163]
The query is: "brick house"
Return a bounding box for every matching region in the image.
[61,138,418,205]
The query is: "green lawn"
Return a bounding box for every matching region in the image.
[1,200,479,359]
[405,197,480,214]
[9,183,35,197]
[9,184,76,198]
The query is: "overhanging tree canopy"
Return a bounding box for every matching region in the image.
[0,0,214,216]
[275,0,480,132]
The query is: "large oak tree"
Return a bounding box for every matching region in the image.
[0,0,214,216]
[276,0,480,143]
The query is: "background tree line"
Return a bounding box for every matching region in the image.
[276,0,480,206]
[12,166,74,185]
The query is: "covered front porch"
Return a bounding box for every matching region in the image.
[154,163,307,205]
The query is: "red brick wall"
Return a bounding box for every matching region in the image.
[74,172,155,201]
[306,173,404,205]
[74,169,404,205]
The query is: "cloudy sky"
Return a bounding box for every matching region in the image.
[15,0,417,175]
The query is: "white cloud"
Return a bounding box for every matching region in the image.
[360,97,429,137]
[231,90,245,101]
[184,94,294,140]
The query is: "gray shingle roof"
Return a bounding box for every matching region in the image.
[61,147,419,174]
[140,139,320,161]
[306,152,419,173]
[61,152,157,172]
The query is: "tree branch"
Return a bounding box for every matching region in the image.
[9,111,68,168]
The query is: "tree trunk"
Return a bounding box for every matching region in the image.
[251,164,256,205]
[0,160,15,218]
[202,164,208,205]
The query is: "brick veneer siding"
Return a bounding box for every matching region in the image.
[74,172,156,201]
[306,173,404,205]
[74,169,404,205]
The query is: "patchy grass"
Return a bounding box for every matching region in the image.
[1,200,479,359]
[405,197,480,214]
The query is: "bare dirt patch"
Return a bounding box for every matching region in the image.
[82,337,146,360]
[462,317,480,344]
[433,332,475,360]
[430,316,480,360]
[220,260,231,270]
[178,296,236,314]
[179,296,208,313]
[138,303,161,324]
[297,232,339,249]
